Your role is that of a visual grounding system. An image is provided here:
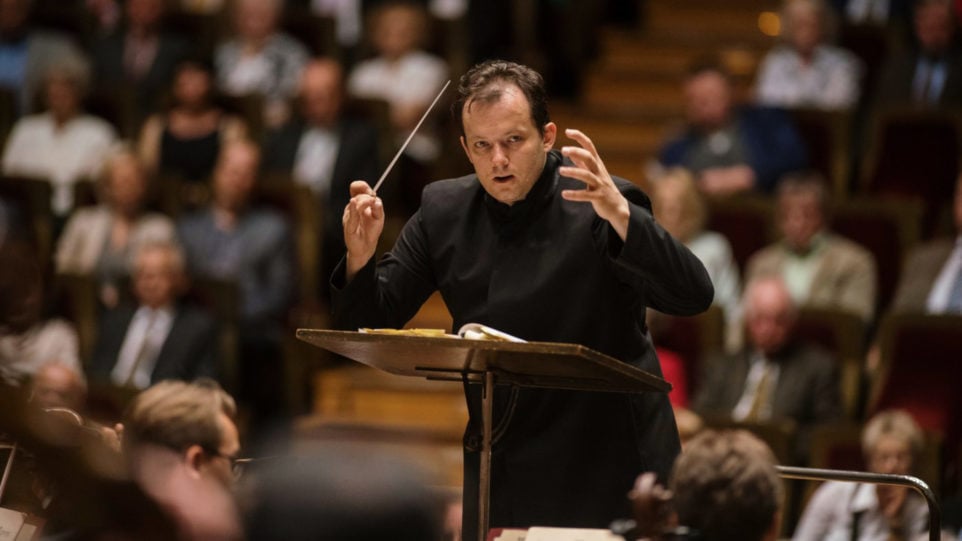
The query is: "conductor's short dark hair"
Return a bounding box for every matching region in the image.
[451,59,550,137]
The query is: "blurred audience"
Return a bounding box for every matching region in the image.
[138,57,248,184]
[88,240,217,390]
[658,59,808,196]
[91,0,189,124]
[29,360,87,411]
[832,0,911,26]
[242,446,443,541]
[755,0,862,110]
[794,409,929,540]
[0,242,80,385]
[347,0,448,212]
[122,379,243,541]
[177,139,294,428]
[2,59,117,216]
[0,0,88,115]
[177,138,294,329]
[263,57,379,293]
[891,172,962,314]
[55,146,176,308]
[651,167,743,350]
[875,0,962,108]
[745,171,878,322]
[215,0,309,128]
[629,429,783,541]
[692,276,842,452]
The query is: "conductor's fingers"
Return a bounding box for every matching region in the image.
[564,128,600,157]
[349,180,375,198]
[561,146,600,174]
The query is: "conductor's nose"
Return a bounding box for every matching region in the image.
[492,145,509,168]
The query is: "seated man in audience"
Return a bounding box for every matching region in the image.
[794,409,930,540]
[658,59,808,196]
[629,429,783,541]
[692,276,843,459]
[123,379,243,540]
[745,171,878,322]
[875,0,962,108]
[262,58,380,292]
[891,172,962,314]
[178,138,295,427]
[89,240,217,389]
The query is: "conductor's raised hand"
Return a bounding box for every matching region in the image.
[343,180,384,281]
[559,128,631,241]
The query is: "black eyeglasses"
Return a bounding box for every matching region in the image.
[202,448,284,480]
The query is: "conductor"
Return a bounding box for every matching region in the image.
[333,60,714,539]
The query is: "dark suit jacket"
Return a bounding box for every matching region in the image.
[874,50,962,108]
[693,341,844,428]
[891,237,956,313]
[88,303,218,386]
[92,30,188,115]
[262,115,380,290]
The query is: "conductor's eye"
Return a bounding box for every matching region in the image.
[473,141,490,150]
[506,135,522,144]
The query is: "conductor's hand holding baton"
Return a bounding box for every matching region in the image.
[343,181,384,282]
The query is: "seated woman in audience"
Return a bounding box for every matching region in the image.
[793,410,930,540]
[347,0,448,212]
[56,146,176,308]
[214,0,309,128]
[651,167,742,351]
[755,0,862,110]
[2,59,117,217]
[138,58,247,184]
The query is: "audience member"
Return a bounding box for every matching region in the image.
[891,172,962,314]
[55,146,176,308]
[242,446,443,540]
[88,240,217,390]
[692,276,843,454]
[875,0,962,108]
[0,0,88,115]
[794,409,929,540]
[263,58,380,293]
[29,360,87,412]
[215,0,309,128]
[628,429,783,541]
[1,60,117,216]
[138,57,248,184]
[745,172,877,322]
[0,243,80,385]
[178,139,294,427]
[347,0,448,212]
[91,0,189,124]
[651,167,743,350]
[755,0,863,110]
[177,138,295,328]
[122,379,243,541]
[658,59,808,196]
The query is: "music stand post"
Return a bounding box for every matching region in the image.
[296,330,670,541]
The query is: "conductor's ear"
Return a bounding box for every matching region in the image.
[460,136,471,162]
[542,122,557,150]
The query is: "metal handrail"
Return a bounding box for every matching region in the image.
[776,465,941,541]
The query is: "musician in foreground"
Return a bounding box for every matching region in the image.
[332,60,714,540]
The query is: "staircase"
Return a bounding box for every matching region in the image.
[554,0,779,185]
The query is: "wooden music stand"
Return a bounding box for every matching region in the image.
[296,329,670,541]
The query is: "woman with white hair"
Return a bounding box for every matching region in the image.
[793,410,930,540]
[755,0,863,110]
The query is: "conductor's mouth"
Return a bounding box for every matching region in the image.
[493,175,514,183]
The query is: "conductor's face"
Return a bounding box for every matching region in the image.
[460,84,556,206]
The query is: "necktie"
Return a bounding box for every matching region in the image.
[746,363,775,421]
[914,60,932,105]
[124,312,158,388]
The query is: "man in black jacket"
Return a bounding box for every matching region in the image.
[89,240,217,389]
[334,60,714,540]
